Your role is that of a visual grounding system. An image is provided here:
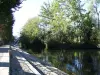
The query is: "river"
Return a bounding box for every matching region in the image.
[34,50,100,75]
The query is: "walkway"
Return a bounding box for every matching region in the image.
[0,45,9,75]
[10,47,41,75]
[11,46,67,75]
[0,45,67,75]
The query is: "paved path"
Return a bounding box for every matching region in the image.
[11,47,42,75]
[0,45,9,75]
[19,50,67,75]
[0,45,67,75]
[11,46,67,75]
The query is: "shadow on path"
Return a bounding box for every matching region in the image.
[0,48,9,53]
[0,62,9,67]
[10,50,39,75]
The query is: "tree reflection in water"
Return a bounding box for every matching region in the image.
[40,50,100,75]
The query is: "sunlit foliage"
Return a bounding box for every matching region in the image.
[20,0,100,49]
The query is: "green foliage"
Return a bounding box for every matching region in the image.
[39,0,99,45]
[22,17,40,41]
[20,0,100,50]
[0,0,24,42]
[20,17,45,52]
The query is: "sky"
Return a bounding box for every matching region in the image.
[13,0,52,37]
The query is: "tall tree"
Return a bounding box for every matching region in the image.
[0,0,24,42]
[21,17,40,41]
[40,0,99,44]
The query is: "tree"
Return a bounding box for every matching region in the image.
[0,0,25,42]
[40,0,70,43]
[40,0,99,45]
[21,17,40,41]
[20,17,45,50]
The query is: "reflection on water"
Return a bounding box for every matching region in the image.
[40,50,100,75]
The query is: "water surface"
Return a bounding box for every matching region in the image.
[38,50,100,75]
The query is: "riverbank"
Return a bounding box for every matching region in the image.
[48,43,99,50]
